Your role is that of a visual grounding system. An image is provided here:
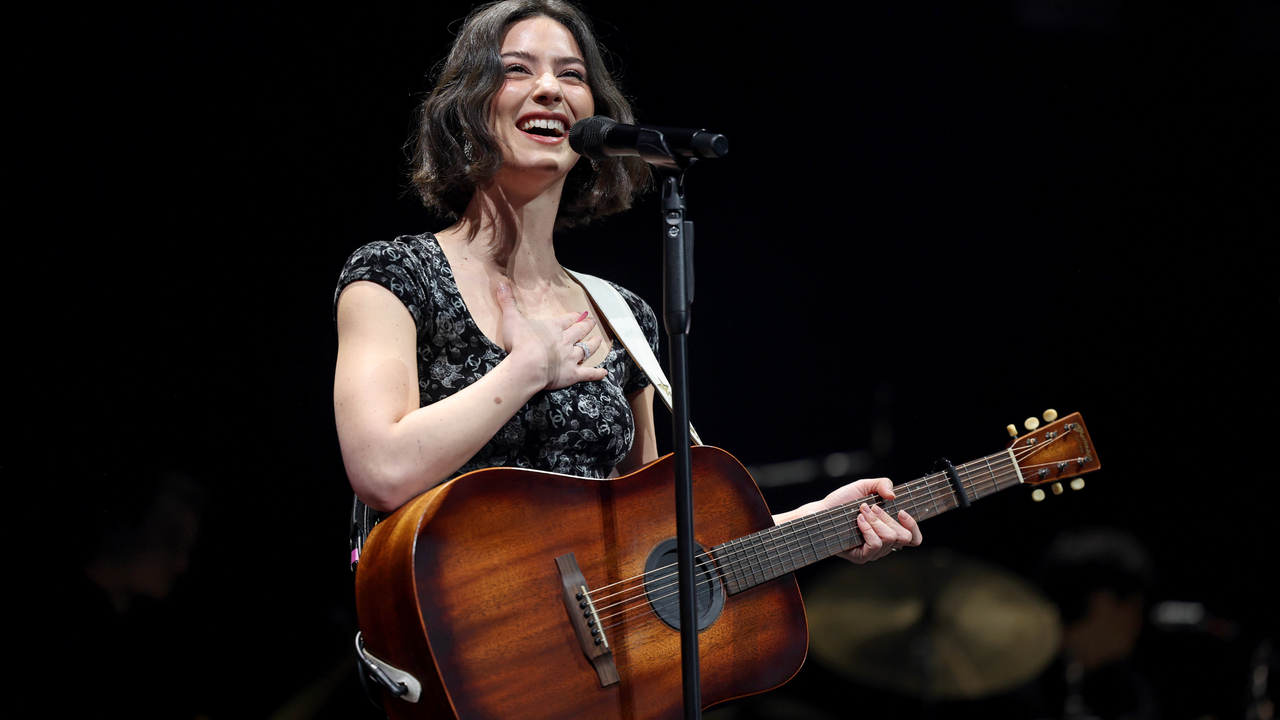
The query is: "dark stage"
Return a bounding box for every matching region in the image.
[26,1,1276,718]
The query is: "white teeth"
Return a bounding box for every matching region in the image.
[519,118,565,134]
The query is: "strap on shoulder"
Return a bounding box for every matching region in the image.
[566,269,702,445]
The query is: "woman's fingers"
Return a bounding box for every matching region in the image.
[896,508,924,547]
[846,503,913,564]
[552,309,586,331]
[491,288,606,388]
[869,504,913,548]
[578,333,605,362]
[852,509,882,564]
[566,312,594,343]
[556,309,595,336]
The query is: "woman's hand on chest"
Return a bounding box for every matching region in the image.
[493,280,609,390]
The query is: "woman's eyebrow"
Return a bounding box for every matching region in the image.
[501,49,586,67]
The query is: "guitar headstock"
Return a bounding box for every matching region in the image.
[1005,410,1100,500]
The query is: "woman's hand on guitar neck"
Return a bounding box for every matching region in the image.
[831,478,922,563]
[773,478,923,564]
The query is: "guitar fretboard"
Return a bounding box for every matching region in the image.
[712,450,1023,595]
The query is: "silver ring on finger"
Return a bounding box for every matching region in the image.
[573,342,590,365]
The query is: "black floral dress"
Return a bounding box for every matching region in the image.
[335,233,658,481]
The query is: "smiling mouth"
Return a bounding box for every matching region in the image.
[519,118,566,138]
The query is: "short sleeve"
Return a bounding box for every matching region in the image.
[334,238,433,331]
[610,282,660,396]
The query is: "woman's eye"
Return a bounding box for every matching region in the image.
[561,69,586,81]
[505,64,530,74]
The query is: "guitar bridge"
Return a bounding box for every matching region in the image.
[555,553,619,687]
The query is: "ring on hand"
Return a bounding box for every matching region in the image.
[573,341,591,365]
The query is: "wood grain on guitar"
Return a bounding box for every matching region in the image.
[355,412,1099,720]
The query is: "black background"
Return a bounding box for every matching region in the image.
[26,1,1276,717]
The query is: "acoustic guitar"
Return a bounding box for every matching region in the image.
[355,411,1099,719]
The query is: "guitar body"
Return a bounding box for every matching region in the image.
[355,446,809,720]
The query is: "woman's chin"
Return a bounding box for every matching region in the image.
[495,157,574,188]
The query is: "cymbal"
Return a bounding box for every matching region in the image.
[805,548,1061,700]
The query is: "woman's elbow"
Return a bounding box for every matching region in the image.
[346,459,441,513]
[354,484,410,514]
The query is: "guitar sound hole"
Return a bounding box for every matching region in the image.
[643,539,725,631]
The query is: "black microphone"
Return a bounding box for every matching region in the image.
[569,116,728,168]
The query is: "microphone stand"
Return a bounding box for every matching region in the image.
[588,121,719,720]
[659,161,700,720]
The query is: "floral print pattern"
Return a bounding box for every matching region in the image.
[335,233,658,481]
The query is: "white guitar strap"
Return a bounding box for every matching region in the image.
[566,269,703,446]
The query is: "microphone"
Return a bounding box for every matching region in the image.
[569,116,728,168]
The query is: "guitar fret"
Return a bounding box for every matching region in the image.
[726,538,742,594]
[819,511,841,558]
[768,525,785,579]
[960,465,976,504]
[792,520,812,571]
[758,529,774,582]
[771,525,787,579]
[747,530,757,586]
[757,529,771,583]
[927,476,943,518]
[780,529,796,576]
[802,515,822,567]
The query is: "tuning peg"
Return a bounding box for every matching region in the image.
[1024,417,1040,431]
[1007,424,1018,438]
[1031,488,1046,502]
[1070,478,1085,491]
[1043,409,1058,422]
[1051,482,1064,495]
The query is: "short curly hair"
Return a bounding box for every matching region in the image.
[411,0,650,230]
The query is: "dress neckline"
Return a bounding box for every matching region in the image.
[419,232,619,369]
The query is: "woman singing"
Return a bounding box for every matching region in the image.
[335,0,920,553]
[334,8,922,713]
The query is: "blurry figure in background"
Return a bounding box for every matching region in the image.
[83,469,208,613]
[65,467,209,717]
[1034,527,1158,720]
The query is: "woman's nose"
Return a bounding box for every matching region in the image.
[533,72,562,104]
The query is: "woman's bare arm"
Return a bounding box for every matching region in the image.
[334,280,606,511]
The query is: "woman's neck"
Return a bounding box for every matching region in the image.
[438,173,567,288]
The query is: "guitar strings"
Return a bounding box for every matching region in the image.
[586,473,947,618]
[589,465,1000,629]
[589,436,1076,637]
[587,446,1034,620]
[592,465,1028,632]
[587,467,960,614]
[598,436,1082,638]
[583,453,975,605]
[587,439,1042,611]
[584,472,946,611]
[594,466,1032,638]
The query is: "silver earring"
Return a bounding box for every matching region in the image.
[463,139,474,162]
[590,159,600,172]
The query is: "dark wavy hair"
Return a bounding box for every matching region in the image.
[411,0,650,229]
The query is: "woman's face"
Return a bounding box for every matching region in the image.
[489,16,594,186]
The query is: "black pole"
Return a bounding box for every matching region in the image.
[660,168,700,720]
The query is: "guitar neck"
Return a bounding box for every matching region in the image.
[712,449,1024,595]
